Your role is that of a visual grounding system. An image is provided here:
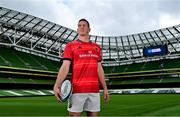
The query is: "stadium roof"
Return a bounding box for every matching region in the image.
[0,7,180,65]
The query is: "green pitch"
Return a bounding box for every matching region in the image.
[1,94,180,116]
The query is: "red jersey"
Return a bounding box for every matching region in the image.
[63,39,102,93]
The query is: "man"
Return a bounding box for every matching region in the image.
[53,18,109,117]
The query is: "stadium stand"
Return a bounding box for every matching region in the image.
[0,45,61,91]
[0,46,60,71]
[0,6,180,96]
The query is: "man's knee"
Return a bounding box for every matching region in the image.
[69,112,81,117]
[86,111,98,117]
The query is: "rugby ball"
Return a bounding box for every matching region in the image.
[59,79,72,102]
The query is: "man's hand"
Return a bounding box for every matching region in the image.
[103,88,109,103]
[53,85,61,102]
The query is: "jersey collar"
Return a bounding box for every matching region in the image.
[77,39,91,43]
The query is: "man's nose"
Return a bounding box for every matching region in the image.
[80,27,84,29]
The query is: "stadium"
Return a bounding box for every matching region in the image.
[0,6,180,116]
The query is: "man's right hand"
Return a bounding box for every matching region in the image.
[53,85,61,102]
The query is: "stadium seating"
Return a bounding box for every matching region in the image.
[0,46,60,71]
[1,46,180,93]
[0,46,60,90]
[104,58,180,89]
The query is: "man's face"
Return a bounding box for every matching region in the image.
[77,21,90,36]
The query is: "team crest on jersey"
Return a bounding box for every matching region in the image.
[94,47,98,52]
[77,45,82,49]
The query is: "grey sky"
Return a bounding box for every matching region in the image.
[0,0,180,36]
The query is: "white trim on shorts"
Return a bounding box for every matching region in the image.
[67,93,100,113]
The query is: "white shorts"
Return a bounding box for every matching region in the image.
[67,93,100,113]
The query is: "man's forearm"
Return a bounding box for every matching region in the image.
[98,63,108,90]
[54,65,69,87]
[99,73,108,90]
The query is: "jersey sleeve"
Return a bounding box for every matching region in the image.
[63,43,73,61]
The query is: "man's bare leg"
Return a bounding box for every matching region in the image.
[69,112,81,117]
[86,111,98,117]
